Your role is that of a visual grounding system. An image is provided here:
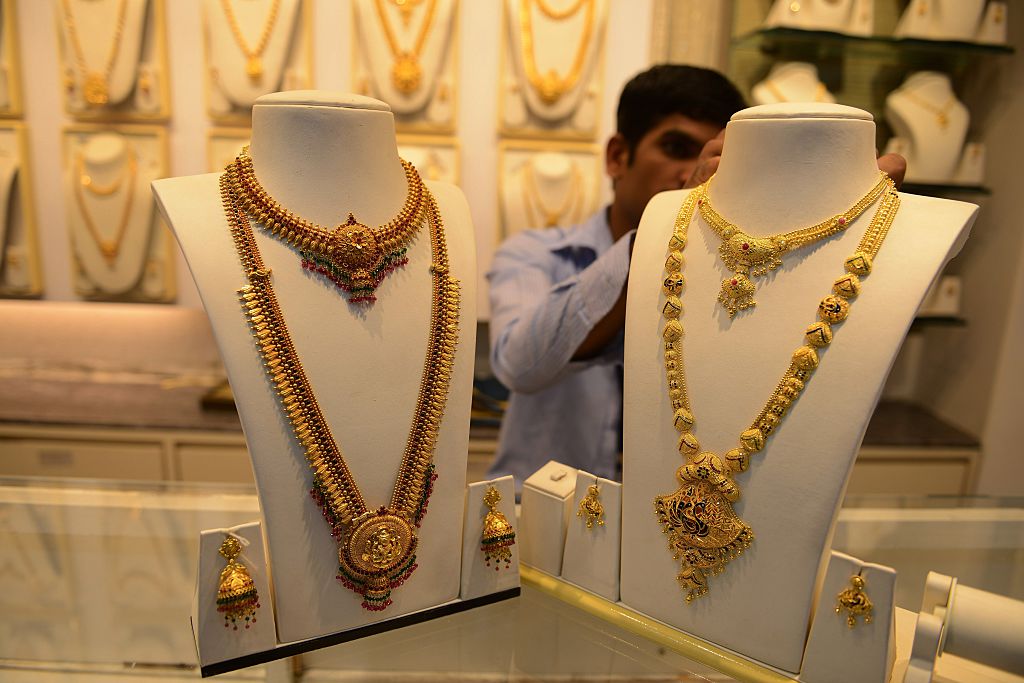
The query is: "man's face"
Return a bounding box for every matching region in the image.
[608,114,723,230]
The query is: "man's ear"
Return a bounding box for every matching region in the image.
[606,133,630,181]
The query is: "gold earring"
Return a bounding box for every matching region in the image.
[577,484,606,529]
[835,574,873,628]
[216,535,260,631]
[480,486,516,570]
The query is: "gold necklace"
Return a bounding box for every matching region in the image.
[220,0,282,83]
[390,0,425,27]
[73,146,138,267]
[227,149,427,304]
[764,80,829,103]
[534,0,589,20]
[61,0,129,106]
[518,0,596,105]
[698,172,888,317]
[221,171,459,611]
[80,151,131,196]
[374,0,437,94]
[901,89,957,130]
[520,161,582,228]
[655,176,899,602]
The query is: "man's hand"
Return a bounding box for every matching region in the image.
[877,153,907,189]
[683,130,725,189]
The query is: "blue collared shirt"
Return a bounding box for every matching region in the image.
[485,208,634,486]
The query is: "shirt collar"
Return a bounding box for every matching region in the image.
[547,207,613,258]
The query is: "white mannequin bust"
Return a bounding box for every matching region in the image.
[620,103,977,672]
[895,0,986,41]
[152,91,477,643]
[885,72,969,184]
[750,62,836,106]
[764,0,873,36]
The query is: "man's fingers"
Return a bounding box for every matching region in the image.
[685,157,720,189]
[877,153,907,189]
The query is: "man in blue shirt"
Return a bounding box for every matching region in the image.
[485,65,747,485]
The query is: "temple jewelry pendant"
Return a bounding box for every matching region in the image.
[480,486,516,570]
[836,574,874,628]
[83,72,110,107]
[337,507,419,611]
[715,233,785,316]
[392,53,422,93]
[577,484,605,529]
[654,452,753,602]
[246,55,263,82]
[718,273,756,317]
[216,536,260,630]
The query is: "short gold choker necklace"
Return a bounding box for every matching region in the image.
[227,149,427,304]
[221,170,460,611]
[697,172,889,317]
[655,175,899,602]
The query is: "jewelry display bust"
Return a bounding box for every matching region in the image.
[885,72,969,184]
[152,91,476,643]
[620,103,977,672]
[895,0,987,41]
[750,62,835,106]
[763,0,873,36]
[499,145,600,238]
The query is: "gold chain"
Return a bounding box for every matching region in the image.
[390,0,425,27]
[374,0,437,94]
[520,161,581,228]
[79,149,131,197]
[534,0,588,20]
[227,149,427,303]
[220,0,282,83]
[221,170,459,611]
[518,0,595,105]
[900,89,957,130]
[698,172,888,316]
[764,80,829,103]
[654,176,900,602]
[61,0,129,107]
[73,145,138,268]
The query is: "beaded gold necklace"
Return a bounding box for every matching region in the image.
[655,175,899,602]
[226,149,427,304]
[220,170,459,611]
[698,172,888,317]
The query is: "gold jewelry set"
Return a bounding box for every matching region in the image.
[654,175,900,603]
[61,0,129,107]
[73,145,138,268]
[518,0,596,105]
[520,161,583,228]
[220,0,282,83]
[375,0,438,94]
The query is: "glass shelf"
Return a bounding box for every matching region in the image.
[733,28,1015,58]
[902,182,992,196]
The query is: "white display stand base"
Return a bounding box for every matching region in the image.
[561,470,622,602]
[518,460,578,575]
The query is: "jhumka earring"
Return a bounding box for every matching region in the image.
[577,484,605,529]
[835,574,873,628]
[216,535,260,631]
[480,485,516,570]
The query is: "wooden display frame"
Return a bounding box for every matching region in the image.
[0,122,42,298]
[56,0,172,122]
[62,123,175,302]
[0,0,24,118]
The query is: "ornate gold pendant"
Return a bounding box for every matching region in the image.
[577,484,605,529]
[83,72,110,106]
[391,53,422,93]
[835,574,874,628]
[715,232,785,316]
[246,55,263,82]
[718,273,756,318]
[536,68,565,104]
[337,507,419,611]
[654,453,754,602]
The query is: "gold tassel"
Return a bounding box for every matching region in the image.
[216,535,260,631]
[480,485,516,570]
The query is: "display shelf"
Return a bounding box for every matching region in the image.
[910,315,969,331]
[902,182,991,196]
[733,28,1015,58]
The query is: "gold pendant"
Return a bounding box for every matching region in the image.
[536,69,565,104]
[391,53,422,93]
[835,574,873,628]
[654,452,753,602]
[719,232,784,276]
[216,536,260,630]
[83,72,110,107]
[246,55,263,82]
[337,507,418,611]
[329,213,384,276]
[718,273,756,317]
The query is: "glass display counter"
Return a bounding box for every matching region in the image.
[0,476,1021,682]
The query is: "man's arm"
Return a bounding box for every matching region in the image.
[488,229,633,394]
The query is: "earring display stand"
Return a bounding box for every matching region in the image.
[460,476,521,601]
[0,122,41,297]
[56,0,170,121]
[499,0,608,140]
[560,471,621,602]
[64,124,175,302]
[519,460,578,576]
[351,0,459,134]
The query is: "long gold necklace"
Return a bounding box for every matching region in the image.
[221,171,459,611]
[73,146,138,267]
[61,0,129,106]
[518,0,596,105]
[374,0,437,94]
[698,172,888,317]
[227,149,427,304]
[220,0,282,83]
[520,161,582,228]
[655,176,899,602]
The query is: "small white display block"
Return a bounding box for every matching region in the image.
[800,551,896,683]
[560,471,621,602]
[519,461,577,575]
[460,476,521,601]
[193,522,276,669]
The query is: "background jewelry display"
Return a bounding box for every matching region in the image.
[895,0,1007,45]
[204,0,312,123]
[497,140,601,240]
[0,1,23,118]
[499,0,608,140]
[63,125,174,302]
[750,62,836,105]
[397,134,460,184]
[207,127,251,173]
[763,0,873,36]
[351,0,460,134]
[0,123,42,298]
[56,0,170,121]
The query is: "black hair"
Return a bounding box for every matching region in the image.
[616,64,747,161]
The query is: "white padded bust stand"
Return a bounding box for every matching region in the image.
[750,63,836,106]
[764,0,873,36]
[894,0,989,42]
[153,91,477,644]
[620,103,977,673]
[500,150,599,236]
[885,72,970,185]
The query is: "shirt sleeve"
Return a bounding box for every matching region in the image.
[487,230,633,394]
